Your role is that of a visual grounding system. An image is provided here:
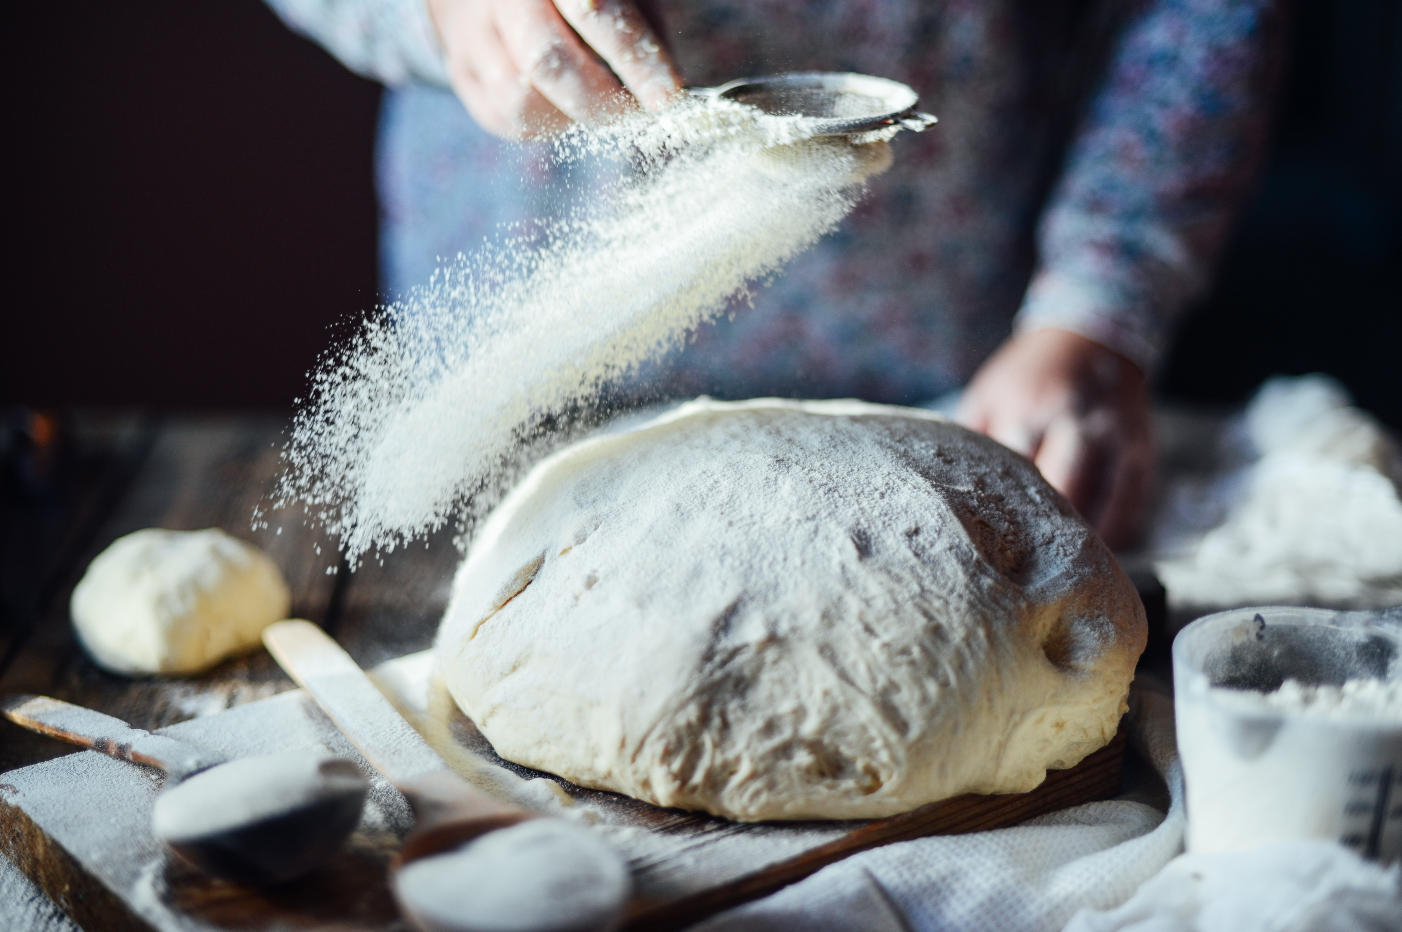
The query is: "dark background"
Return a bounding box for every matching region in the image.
[1159,0,1400,426]
[4,1,381,411]
[3,0,1399,423]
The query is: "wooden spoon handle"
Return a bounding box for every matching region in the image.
[393,769,537,863]
[0,694,223,779]
[263,620,532,854]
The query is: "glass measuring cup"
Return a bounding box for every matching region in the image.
[1173,606,1402,860]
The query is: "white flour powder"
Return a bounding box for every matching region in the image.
[276,98,891,560]
[1205,675,1402,717]
[1246,678,1402,722]
[1154,375,1402,612]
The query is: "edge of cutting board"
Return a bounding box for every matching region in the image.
[0,789,153,932]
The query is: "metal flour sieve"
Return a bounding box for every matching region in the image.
[691,72,938,137]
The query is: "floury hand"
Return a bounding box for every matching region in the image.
[426,0,682,140]
[958,327,1153,552]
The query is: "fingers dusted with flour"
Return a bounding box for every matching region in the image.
[429,0,570,138]
[553,0,681,110]
[426,0,682,140]
[496,0,630,122]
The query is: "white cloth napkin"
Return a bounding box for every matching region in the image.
[1069,841,1401,932]
[694,684,1402,932]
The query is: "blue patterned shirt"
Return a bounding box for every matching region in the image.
[268,0,1286,403]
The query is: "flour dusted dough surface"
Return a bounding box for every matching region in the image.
[71,528,291,676]
[436,399,1145,820]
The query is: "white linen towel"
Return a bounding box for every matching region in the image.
[695,684,1401,931]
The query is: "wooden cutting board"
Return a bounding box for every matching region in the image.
[1,649,1125,932]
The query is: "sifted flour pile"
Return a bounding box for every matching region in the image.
[275,97,892,560]
[1153,375,1402,612]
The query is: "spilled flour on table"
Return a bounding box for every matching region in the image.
[274,96,892,561]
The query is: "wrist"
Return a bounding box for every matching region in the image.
[1006,326,1146,393]
[1014,271,1162,374]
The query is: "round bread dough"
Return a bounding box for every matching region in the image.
[71,528,291,675]
[436,398,1146,820]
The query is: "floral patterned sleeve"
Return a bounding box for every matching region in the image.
[263,0,449,86]
[1015,0,1288,372]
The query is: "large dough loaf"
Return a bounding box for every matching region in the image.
[436,398,1145,820]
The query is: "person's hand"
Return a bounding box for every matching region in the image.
[425,0,682,140]
[956,327,1152,550]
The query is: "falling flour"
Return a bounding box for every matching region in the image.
[276,97,893,560]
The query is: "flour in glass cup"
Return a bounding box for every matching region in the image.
[273,96,893,562]
[1247,678,1402,721]
[1178,676,1402,856]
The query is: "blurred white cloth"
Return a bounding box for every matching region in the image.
[694,683,1402,932]
[1153,375,1402,613]
[1069,842,1401,932]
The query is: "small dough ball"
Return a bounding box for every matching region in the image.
[71,528,291,675]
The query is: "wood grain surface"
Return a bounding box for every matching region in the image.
[0,417,373,776]
[0,417,1131,931]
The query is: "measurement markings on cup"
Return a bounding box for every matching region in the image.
[1344,766,1400,858]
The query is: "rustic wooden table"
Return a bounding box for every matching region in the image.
[0,413,465,930]
[0,414,462,770]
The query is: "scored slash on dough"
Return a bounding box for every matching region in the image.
[470,554,546,641]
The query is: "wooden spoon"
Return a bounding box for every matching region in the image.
[262,620,631,932]
[0,694,367,885]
